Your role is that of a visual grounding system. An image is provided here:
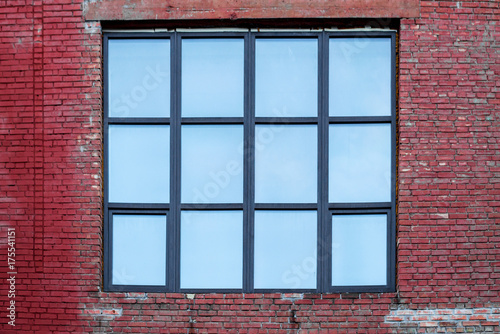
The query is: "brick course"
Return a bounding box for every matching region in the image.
[1,0,499,333]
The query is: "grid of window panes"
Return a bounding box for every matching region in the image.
[104,30,396,293]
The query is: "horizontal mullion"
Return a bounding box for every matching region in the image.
[329,285,392,293]
[179,288,244,293]
[327,31,395,38]
[108,117,170,124]
[106,118,392,128]
[108,285,168,293]
[181,117,244,124]
[255,203,317,210]
[105,32,173,39]
[255,117,317,124]
[329,116,392,124]
[177,31,248,38]
[329,202,392,210]
[180,203,244,210]
[253,32,321,38]
[108,203,170,210]
[253,288,318,293]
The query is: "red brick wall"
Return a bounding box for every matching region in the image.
[1,0,498,333]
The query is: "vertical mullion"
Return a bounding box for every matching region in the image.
[389,31,397,292]
[244,32,256,292]
[103,35,111,291]
[317,31,329,292]
[170,32,181,292]
[324,33,334,291]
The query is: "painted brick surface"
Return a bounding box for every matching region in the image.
[0,0,499,333]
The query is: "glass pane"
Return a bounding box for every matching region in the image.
[330,38,391,116]
[254,211,317,289]
[182,125,243,203]
[255,125,317,203]
[332,214,387,286]
[256,39,318,117]
[181,211,243,289]
[112,214,166,285]
[109,39,170,117]
[329,124,391,203]
[182,39,244,117]
[109,125,169,203]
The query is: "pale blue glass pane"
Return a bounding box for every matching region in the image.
[332,214,387,286]
[181,125,243,203]
[255,125,317,203]
[112,215,166,285]
[330,38,391,116]
[181,211,243,289]
[109,125,169,203]
[109,39,170,117]
[329,124,391,203]
[256,39,318,117]
[182,39,244,117]
[254,211,317,289]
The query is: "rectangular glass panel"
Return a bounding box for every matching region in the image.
[329,38,391,116]
[182,39,244,117]
[109,125,169,203]
[255,125,317,203]
[332,214,387,286]
[254,211,317,289]
[329,124,391,203]
[112,214,167,285]
[256,39,318,117]
[109,39,170,117]
[181,125,243,203]
[181,211,243,289]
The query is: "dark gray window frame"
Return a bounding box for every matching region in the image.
[103,30,397,293]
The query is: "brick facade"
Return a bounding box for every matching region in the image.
[0,0,498,333]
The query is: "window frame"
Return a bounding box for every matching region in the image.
[106,209,170,292]
[103,29,397,293]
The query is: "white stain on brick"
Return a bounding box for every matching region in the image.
[84,21,101,34]
[85,308,122,319]
[281,293,304,301]
[385,307,500,332]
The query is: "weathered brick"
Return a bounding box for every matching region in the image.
[1,0,498,333]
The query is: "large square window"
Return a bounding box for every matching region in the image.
[104,30,396,293]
